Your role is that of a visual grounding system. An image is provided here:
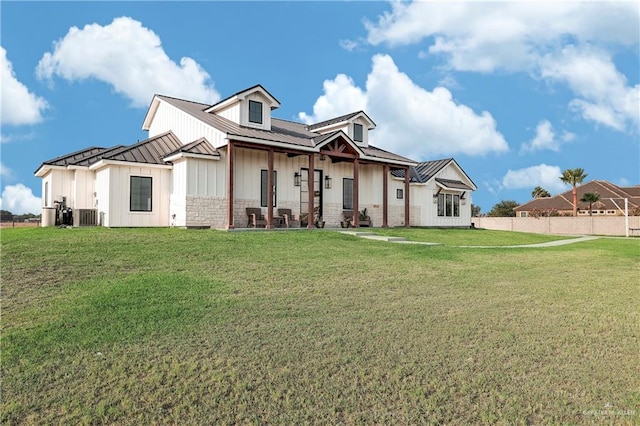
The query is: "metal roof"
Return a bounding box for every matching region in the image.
[164,137,219,159]
[435,178,474,191]
[307,111,363,131]
[102,131,183,164]
[391,158,453,183]
[156,95,414,164]
[40,146,111,167]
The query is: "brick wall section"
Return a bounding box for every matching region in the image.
[472,216,640,236]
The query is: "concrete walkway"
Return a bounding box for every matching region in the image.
[339,231,600,248]
[338,231,443,246]
[458,235,600,248]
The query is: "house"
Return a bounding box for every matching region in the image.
[35,84,476,229]
[514,180,640,217]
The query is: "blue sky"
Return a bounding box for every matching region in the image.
[1,1,638,215]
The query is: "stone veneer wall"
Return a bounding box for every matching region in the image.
[185,195,227,229]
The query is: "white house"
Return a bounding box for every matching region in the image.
[35,84,476,229]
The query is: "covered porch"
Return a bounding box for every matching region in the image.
[224,134,414,230]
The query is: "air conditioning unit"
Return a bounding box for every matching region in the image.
[75,209,98,226]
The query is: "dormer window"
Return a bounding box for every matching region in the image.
[249,100,263,124]
[353,123,363,142]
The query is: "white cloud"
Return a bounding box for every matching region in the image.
[36,16,220,108]
[299,54,508,159]
[364,2,640,132]
[502,164,568,193]
[539,46,640,132]
[0,162,12,179]
[339,39,359,52]
[521,120,574,153]
[0,184,41,215]
[1,46,48,125]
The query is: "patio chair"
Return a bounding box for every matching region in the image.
[246,208,267,228]
[278,208,299,228]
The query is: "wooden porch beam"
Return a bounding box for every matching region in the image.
[404,166,410,228]
[383,164,389,228]
[353,158,359,227]
[307,154,315,229]
[266,147,274,229]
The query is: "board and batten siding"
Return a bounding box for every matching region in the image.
[95,168,111,226]
[148,101,227,148]
[41,169,74,208]
[72,168,95,209]
[95,165,171,227]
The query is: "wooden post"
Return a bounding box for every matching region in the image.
[404,166,410,227]
[353,158,359,227]
[226,141,235,229]
[382,164,389,228]
[307,154,315,229]
[266,148,274,229]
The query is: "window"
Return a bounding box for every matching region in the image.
[249,100,263,124]
[397,188,403,199]
[343,178,354,210]
[130,176,152,211]
[44,182,49,207]
[260,170,277,207]
[520,212,528,218]
[437,193,460,217]
[353,123,363,142]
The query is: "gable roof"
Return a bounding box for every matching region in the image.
[148,95,415,166]
[515,180,640,212]
[163,137,220,162]
[391,158,477,189]
[98,131,183,165]
[307,111,376,131]
[205,84,280,113]
[35,132,184,176]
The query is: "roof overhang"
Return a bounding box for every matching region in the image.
[163,152,221,163]
[89,159,173,171]
[435,179,475,191]
[205,85,281,114]
[34,164,67,177]
[142,95,162,131]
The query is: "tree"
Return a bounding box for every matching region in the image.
[580,192,600,216]
[488,200,519,217]
[531,186,551,199]
[1,210,13,222]
[560,168,588,216]
[471,204,481,217]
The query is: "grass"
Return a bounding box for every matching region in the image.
[2,227,639,424]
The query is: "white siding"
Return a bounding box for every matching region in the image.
[96,165,171,227]
[95,168,111,226]
[43,169,74,207]
[148,101,227,148]
[72,168,94,209]
[217,102,241,124]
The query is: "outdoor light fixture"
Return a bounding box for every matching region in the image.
[325,175,332,189]
[294,172,301,187]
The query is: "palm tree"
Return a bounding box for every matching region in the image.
[580,192,600,216]
[560,168,588,216]
[531,186,551,199]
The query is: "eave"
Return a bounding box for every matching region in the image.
[88,159,173,171]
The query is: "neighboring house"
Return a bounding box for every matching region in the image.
[35,84,476,229]
[514,180,640,217]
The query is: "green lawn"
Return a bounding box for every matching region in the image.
[2,228,639,424]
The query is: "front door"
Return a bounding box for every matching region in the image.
[300,168,322,226]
